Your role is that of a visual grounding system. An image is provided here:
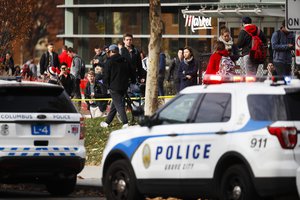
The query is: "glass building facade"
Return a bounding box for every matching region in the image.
[58,0,285,66]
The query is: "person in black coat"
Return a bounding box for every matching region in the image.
[58,62,75,97]
[100,44,135,128]
[168,48,184,94]
[39,43,60,75]
[120,33,146,83]
[178,46,198,91]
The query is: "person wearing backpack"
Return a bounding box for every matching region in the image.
[271,20,295,76]
[237,16,267,75]
[67,47,83,109]
[206,41,236,75]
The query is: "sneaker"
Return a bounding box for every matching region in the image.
[122,123,129,129]
[100,121,109,128]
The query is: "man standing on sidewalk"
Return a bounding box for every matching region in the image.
[67,47,82,109]
[271,20,295,76]
[120,33,146,83]
[100,44,135,128]
[39,43,60,75]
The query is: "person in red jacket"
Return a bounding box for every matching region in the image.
[59,45,72,68]
[206,41,231,75]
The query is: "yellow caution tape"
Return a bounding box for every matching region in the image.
[71,95,175,102]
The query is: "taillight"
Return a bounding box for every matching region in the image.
[268,127,298,149]
[80,117,85,140]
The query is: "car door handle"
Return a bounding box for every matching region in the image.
[216,131,227,135]
[168,133,178,137]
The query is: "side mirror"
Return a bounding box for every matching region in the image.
[138,114,162,128]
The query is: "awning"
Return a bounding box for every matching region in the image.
[181,2,285,18]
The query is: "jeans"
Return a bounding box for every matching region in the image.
[242,55,259,75]
[273,62,291,76]
[73,79,81,109]
[105,90,128,125]
[158,76,165,96]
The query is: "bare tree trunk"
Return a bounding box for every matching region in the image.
[144,0,163,116]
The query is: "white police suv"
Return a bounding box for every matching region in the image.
[100,75,300,200]
[0,78,85,196]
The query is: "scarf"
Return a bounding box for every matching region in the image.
[184,56,194,65]
[218,36,234,51]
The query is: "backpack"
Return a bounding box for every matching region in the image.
[245,28,267,64]
[218,56,236,75]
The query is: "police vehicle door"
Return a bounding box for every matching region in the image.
[133,93,200,194]
[179,92,234,191]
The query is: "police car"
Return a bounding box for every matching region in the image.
[100,75,300,200]
[0,78,85,196]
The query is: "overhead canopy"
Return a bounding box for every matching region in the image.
[181,2,285,18]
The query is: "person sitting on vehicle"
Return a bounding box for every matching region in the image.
[206,41,236,75]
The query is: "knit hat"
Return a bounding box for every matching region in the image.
[108,44,119,52]
[242,16,252,24]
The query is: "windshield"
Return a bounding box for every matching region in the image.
[158,93,200,124]
[0,86,77,113]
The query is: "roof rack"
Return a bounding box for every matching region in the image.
[0,76,22,82]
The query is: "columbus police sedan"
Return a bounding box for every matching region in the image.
[100,75,300,200]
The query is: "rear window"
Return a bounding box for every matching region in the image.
[248,93,300,120]
[0,86,77,113]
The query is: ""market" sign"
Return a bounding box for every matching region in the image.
[184,15,212,33]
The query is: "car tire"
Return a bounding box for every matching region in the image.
[46,175,76,196]
[104,159,142,200]
[219,164,261,200]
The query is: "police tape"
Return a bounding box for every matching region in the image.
[71,95,175,102]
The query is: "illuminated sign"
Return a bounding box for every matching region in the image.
[184,14,213,33]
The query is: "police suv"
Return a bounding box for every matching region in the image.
[0,78,85,196]
[100,75,300,200]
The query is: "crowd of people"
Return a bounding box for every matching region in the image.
[0,16,297,127]
[205,16,296,78]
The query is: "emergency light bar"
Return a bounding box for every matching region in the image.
[203,74,257,84]
[203,74,300,85]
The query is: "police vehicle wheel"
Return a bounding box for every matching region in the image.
[219,165,260,200]
[104,159,142,200]
[46,175,76,196]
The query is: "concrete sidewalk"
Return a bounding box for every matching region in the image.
[77,165,102,187]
